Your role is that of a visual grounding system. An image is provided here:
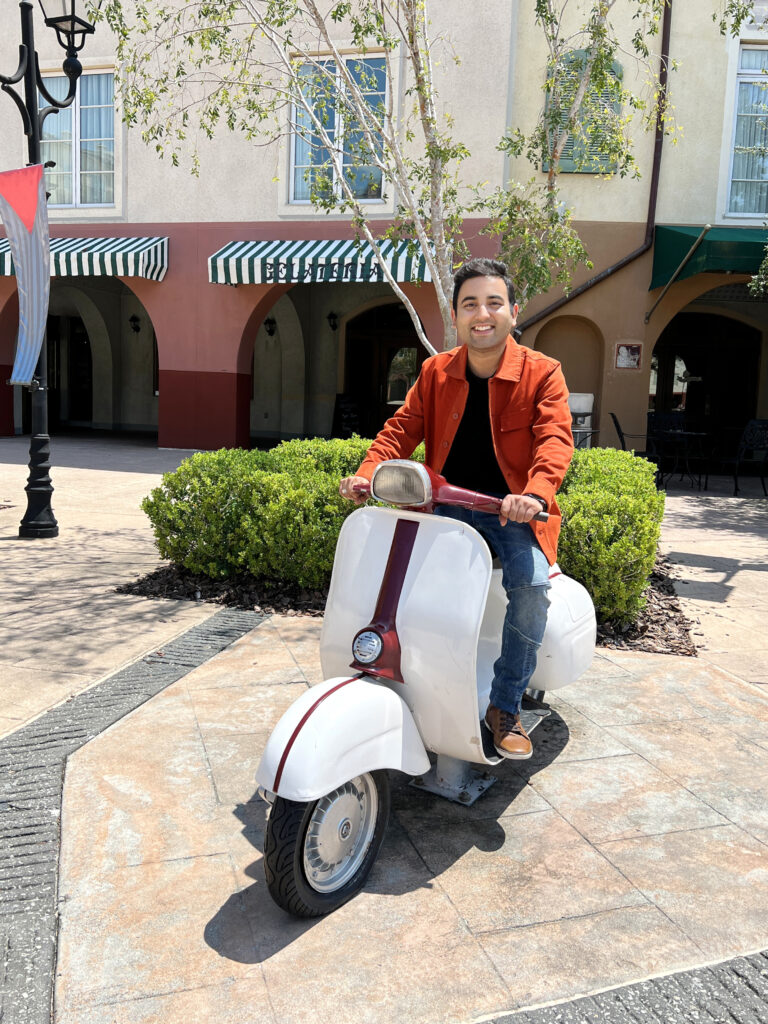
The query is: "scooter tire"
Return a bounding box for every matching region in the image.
[263,770,390,918]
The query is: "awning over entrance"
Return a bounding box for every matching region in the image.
[0,236,169,281]
[208,238,431,285]
[650,225,768,290]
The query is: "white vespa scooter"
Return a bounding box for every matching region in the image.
[256,459,596,918]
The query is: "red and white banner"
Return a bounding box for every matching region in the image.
[0,165,50,385]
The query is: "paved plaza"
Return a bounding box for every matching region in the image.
[1,436,768,1024]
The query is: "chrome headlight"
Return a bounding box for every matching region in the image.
[352,630,383,664]
[370,461,432,507]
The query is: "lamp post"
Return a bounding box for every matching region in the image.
[0,0,95,538]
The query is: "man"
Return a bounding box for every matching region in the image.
[339,258,573,759]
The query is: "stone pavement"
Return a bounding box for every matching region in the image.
[0,436,212,738]
[2,437,768,1023]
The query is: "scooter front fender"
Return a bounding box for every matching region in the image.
[256,676,430,803]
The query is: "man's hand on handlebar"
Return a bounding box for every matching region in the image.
[339,475,370,504]
[499,493,546,526]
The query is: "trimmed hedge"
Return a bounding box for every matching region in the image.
[557,447,665,623]
[142,439,662,623]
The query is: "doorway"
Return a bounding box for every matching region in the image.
[341,304,426,438]
[650,312,760,438]
[25,315,94,433]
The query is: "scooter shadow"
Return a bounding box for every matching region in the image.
[204,707,569,964]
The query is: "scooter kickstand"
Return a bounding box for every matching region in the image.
[410,754,497,806]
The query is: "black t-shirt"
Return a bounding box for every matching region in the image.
[440,366,509,496]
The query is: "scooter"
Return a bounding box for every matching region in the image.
[256,459,596,918]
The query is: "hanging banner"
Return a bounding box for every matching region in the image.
[0,165,50,385]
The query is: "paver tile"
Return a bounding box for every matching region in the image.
[526,754,727,843]
[479,904,702,1010]
[56,978,276,1024]
[605,717,768,785]
[55,853,261,1015]
[406,809,646,932]
[597,824,768,959]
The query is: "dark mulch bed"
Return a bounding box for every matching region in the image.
[117,553,698,657]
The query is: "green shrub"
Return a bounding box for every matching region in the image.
[142,441,663,624]
[557,448,665,624]
[262,436,374,478]
[142,441,375,588]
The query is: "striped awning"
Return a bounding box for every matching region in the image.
[208,238,431,285]
[0,236,169,281]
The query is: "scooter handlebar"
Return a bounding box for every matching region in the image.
[434,483,549,522]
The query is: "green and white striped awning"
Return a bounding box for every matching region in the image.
[0,236,169,281]
[208,238,431,285]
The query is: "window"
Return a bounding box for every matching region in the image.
[544,51,622,174]
[291,57,386,204]
[728,47,768,215]
[39,72,114,207]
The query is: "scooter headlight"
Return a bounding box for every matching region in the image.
[352,630,383,664]
[371,461,432,507]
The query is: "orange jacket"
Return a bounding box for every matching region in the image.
[357,336,574,565]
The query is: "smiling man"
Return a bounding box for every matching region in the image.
[340,257,574,759]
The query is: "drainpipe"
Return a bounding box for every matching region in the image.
[516,0,674,336]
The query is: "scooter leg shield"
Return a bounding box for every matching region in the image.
[256,676,430,803]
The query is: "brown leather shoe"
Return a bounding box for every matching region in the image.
[484,705,532,759]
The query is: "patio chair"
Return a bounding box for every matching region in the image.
[719,419,768,496]
[609,412,662,478]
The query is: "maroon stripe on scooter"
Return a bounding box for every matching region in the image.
[272,676,359,794]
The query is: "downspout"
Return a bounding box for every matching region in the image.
[516,0,673,336]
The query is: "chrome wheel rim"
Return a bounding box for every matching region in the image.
[303,774,378,893]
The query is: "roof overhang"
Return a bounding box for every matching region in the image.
[0,236,169,281]
[208,238,431,285]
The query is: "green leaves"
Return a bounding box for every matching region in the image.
[558,448,665,624]
[477,179,592,308]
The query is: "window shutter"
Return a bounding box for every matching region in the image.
[543,51,621,174]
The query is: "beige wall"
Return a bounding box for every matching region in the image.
[1,2,763,230]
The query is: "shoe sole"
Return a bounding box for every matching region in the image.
[493,743,533,760]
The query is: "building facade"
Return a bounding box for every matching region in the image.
[1,0,767,452]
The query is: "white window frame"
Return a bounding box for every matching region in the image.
[40,69,115,210]
[288,54,387,207]
[720,32,768,221]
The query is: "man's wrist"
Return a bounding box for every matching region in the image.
[524,493,548,511]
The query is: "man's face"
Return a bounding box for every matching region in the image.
[451,275,518,352]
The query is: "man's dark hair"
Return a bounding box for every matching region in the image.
[452,258,516,312]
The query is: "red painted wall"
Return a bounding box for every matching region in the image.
[0,219,494,447]
[159,369,251,450]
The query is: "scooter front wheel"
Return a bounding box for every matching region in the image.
[263,770,390,918]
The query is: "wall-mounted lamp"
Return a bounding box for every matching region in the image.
[264,317,277,337]
[128,314,141,334]
[327,311,339,332]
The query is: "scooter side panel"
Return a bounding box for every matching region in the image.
[256,675,430,802]
[320,507,495,765]
[478,565,597,694]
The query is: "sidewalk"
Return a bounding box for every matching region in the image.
[3,438,768,1023]
[0,436,213,738]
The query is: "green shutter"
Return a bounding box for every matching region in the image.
[544,50,622,174]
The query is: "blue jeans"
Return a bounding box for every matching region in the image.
[434,505,550,715]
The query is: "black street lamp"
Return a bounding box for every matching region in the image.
[0,0,95,539]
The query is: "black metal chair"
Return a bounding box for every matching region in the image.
[719,419,768,496]
[610,413,661,485]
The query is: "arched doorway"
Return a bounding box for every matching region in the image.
[650,311,762,437]
[341,303,426,437]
